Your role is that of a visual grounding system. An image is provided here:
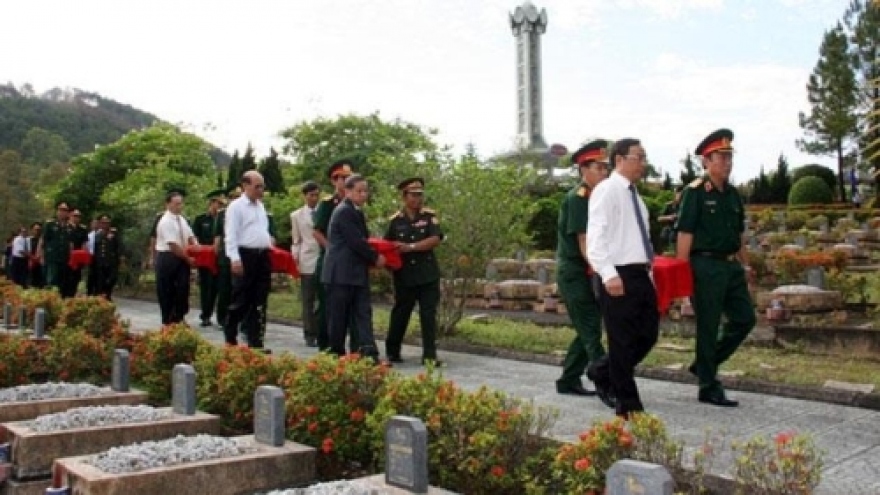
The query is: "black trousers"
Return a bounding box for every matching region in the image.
[386,280,440,360]
[86,264,98,296]
[10,257,28,287]
[595,265,659,415]
[155,252,191,325]
[224,247,271,348]
[92,263,117,301]
[326,283,377,358]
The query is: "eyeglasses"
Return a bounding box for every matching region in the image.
[625,154,648,163]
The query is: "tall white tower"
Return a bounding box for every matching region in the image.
[510,1,548,153]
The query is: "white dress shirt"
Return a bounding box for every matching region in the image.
[224,195,273,262]
[290,205,319,275]
[11,235,28,257]
[155,212,195,252]
[587,171,653,283]
[87,230,98,255]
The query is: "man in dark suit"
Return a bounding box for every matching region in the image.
[321,174,386,362]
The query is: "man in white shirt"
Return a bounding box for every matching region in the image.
[10,226,29,287]
[224,170,274,350]
[587,138,658,419]
[155,189,196,325]
[290,181,321,347]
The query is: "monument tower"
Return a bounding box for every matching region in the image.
[510,1,548,153]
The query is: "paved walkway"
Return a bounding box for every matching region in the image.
[116,298,879,494]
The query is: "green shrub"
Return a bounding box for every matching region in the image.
[131,324,207,404]
[18,289,64,332]
[788,177,833,206]
[44,327,111,383]
[58,296,119,338]
[0,334,42,386]
[791,164,837,193]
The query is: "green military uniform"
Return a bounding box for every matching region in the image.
[63,222,89,298]
[93,227,121,300]
[676,128,756,404]
[192,195,223,326]
[42,219,73,293]
[384,190,444,363]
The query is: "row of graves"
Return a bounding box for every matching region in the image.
[0,309,454,495]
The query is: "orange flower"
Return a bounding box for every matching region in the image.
[321,437,334,454]
[305,405,318,415]
[574,458,591,471]
[349,408,365,422]
[490,465,505,477]
[306,361,319,371]
[775,431,795,446]
[618,432,633,448]
[308,422,318,433]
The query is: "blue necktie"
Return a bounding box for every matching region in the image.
[629,185,654,263]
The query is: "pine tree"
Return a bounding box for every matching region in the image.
[259,147,286,195]
[749,166,773,204]
[679,152,700,185]
[844,1,880,184]
[798,23,860,201]
[241,143,257,173]
[662,172,673,190]
[226,150,242,191]
[769,154,792,203]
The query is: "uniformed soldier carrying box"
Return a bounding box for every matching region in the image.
[192,189,226,327]
[383,177,444,366]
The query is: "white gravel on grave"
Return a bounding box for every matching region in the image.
[0,382,110,403]
[260,481,389,495]
[84,435,257,474]
[26,405,172,432]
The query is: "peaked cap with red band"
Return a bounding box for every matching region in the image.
[571,139,610,166]
[327,159,355,179]
[695,128,734,157]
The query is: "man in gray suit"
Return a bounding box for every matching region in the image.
[321,174,386,362]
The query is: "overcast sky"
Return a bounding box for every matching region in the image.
[1,0,850,183]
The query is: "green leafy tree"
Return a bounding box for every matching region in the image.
[679,152,700,185]
[527,191,565,252]
[769,154,792,203]
[51,123,215,219]
[798,24,860,201]
[0,150,44,237]
[749,166,773,204]
[279,112,440,182]
[258,147,286,195]
[662,172,673,190]
[241,143,257,173]
[19,127,71,167]
[791,164,837,192]
[844,1,880,181]
[226,150,242,191]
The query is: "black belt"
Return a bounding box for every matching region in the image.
[691,251,737,261]
[239,246,270,254]
[616,263,651,271]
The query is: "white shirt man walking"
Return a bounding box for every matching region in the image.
[290,181,321,347]
[155,190,196,325]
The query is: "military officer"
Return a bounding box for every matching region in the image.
[384,178,444,366]
[556,140,610,397]
[36,201,73,296]
[192,189,225,327]
[64,209,89,298]
[675,128,756,408]
[313,159,360,352]
[92,214,121,300]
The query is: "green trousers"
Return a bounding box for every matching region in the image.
[690,256,756,394]
[556,266,605,387]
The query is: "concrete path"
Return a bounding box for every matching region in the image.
[115,298,879,494]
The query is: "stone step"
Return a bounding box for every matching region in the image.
[52,437,315,495]
[0,391,148,424]
[5,409,222,479]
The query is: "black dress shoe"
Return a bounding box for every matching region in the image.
[698,392,738,407]
[304,337,318,348]
[200,319,212,328]
[387,355,404,363]
[593,382,617,409]
[687,363,697,377]
[556,384,597,397]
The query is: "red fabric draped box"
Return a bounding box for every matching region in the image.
[368,238,402,270]
[68,249,92,270]
[270,246,300,278]
[652,255,693,314]
[187,245,218,275]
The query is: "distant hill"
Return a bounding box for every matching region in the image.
[0,83,230,165]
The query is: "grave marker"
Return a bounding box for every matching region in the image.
[748,236,759,251]
[253,386,285,447]
[111,349,130,392]
[795,234,807,249]
[3,302,11,330]
[606,459,673,495]
[385,416,428,494]
[806,267,826,290]
[34,308,47,338]
[17,306,27,331]
[171,364,196,415]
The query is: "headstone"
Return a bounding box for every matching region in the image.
[862,222,870,232]
[846,233,859,247]
[748,236,759,251]
[171,364,196,415]
[385,416,428,494]
[3,302,11,329]
[778,224,787,234]
[794,234,807,249]
[485,264,498,280]
[253,385,285,446]
[111,349,130,392]
[515,249,526,262]
[848,211,855,220]
[820,222,829,234]
[536,266,549,284]
[806,267,826,290]
[17,306,27,331]
[606,459,673,495]
[34,308,47,338]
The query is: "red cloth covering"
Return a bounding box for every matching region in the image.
[187,245,218,275]
[652,255,694,314]
[368,238,402,270]
[270,246,300,278]
[68,249,92,270]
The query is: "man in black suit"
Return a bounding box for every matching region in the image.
[321,174,386,362]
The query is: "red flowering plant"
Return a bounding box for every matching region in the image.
[774,250,847,285]
[130,323,207,404]
[57,296,120,338]
[732,431,823,495]
[283,352,392,479]
[0,334,41,387]
[368,368,557,494]
[18,288,64,332]
[43,326,111,383]
[195,345,299,432]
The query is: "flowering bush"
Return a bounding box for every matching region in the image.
[18,288,64,331]
[43,326,111,383]
[58,296,120,338]
[284,353,391,479]
[195,345,299,432]
[0,334,42,387]
[732,431,823,495]
[369,369,557,493]
[774,250,847,284]
[131,324,207,404]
